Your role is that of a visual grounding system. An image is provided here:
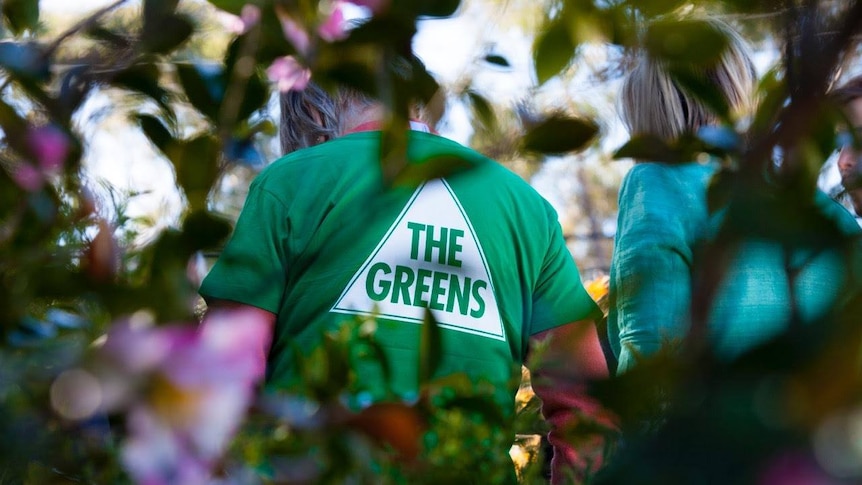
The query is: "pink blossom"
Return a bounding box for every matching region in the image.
[240,4,261,30]
[91,309,271,484]
[215,4,261,34]
[12,163,44,191]
[318,3,348,42]
[266,56,311,92]
[215,11,244,34]
[27,124,69,174]
[275,7,311,55]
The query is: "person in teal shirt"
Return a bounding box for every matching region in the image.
[608,18,862,374]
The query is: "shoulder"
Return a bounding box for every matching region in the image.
[622,161,714,193]
[814,189,862,235]
[619,162,714,211]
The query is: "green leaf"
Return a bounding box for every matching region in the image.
[141,13,193,54]
[143,0,179,24]
[86,25,132,49]
[112,64,173,115]
[391,155,472,188]
[483,54,510,68]
[668,65,731,122]
[135,114,174,152]
[207,0,255,15]
[181,210,231,250]
[418,309,442,386]
[236,71,269,124]
[176,63,224,121]
[523,115,598,155]
[2,0,39,36]
[165,135,221,211]
[466,90,496,132]
[533,20,575,85]
[645,18,729,67]
[415,0,461,18]
[630,0,689,17]
[613,134,676,161]
[706,168,734,214]
[697,125,741,153]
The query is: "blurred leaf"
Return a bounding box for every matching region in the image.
[347,402,425,461]
[706,168,734,214]
[697,125,742,153]
[415,0,461,18]
[112,64,173,115]
[750,67,787,137]
[419,309,441,385]
[669,65,731,122]
[176,63,224,121]
[164,135,221,211]
[440,395,507,426]
[136,114,174,152]
[466,90,496,132]
[1,0,38,36]
[614,133,707,163]
[224,138,263,166]
[613,134,674,161]
[629,0,688,17]
[206,0,252,15]
[533,20,574,85]
[0,96,29,146]
[143,0,179,24]
[44,309,86,330]
[85,25,132,49]
[482,54,509,68]
[645,18,729,67]
[181,210,231,250]
[523,115,598,155]
[237,72,270,124]
[57,65,92,118]
[391,155,472,188]
[0,41,50,82]
[142,13,193,54]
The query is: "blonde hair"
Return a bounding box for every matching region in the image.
[620,18,757,143]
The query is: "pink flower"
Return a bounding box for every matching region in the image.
[11,124,71,192]
[275,6,311,55]
[318,2,348,42]
[12,163,44,191]
[89,309,272,484]
[27,124,69,174]
[215,4,261,34]
[266,56,311,92]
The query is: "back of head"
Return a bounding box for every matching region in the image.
[279,82,339,155]
[620,17,757,143]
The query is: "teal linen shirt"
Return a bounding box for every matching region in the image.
[608,162,862,373]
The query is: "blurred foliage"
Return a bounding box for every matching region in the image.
[0,0,861,483]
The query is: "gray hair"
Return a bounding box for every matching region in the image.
[620,17,757,143]
[279,82,339,155]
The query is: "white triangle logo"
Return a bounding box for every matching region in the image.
[332,179,505,341]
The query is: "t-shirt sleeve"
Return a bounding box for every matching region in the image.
[611,164,696,372]
[530,209,600,336]
[199,186,289,314]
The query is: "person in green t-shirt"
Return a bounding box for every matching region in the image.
[609,18,862,374]
[200,84,606,481]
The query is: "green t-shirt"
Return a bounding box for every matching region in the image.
[200,131,599,408]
